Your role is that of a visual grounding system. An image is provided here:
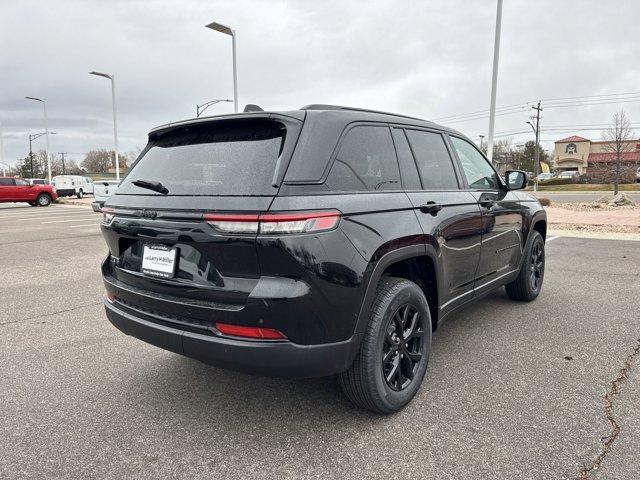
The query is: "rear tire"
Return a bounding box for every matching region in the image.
[36,193,52,207]
[505,230,545,301]
[338,276,432,414]
[76,189,83,199]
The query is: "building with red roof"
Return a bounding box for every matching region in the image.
[553,135,640,182]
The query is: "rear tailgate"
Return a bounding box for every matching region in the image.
[101,115,302,314]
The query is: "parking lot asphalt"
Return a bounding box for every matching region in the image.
[1,203,639,479]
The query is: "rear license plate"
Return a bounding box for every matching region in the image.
[142,244,177,278]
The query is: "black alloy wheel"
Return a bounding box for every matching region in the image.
[382,304,425,391]
[529,240,544,292]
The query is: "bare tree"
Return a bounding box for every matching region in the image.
[602,110,635,194]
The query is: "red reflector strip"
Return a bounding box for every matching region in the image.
[105,292,116,303]
[215,322,286,340]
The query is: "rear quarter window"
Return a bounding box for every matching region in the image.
[118,119,286,196]
[325,126,401,192]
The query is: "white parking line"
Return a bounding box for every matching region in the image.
[69,223,101,228]
[547,236,560,242]
[42,218,99,224]
[14,214,94,222]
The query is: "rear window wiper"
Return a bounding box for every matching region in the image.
[132,179,169,195]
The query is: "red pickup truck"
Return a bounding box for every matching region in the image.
[0,177,58,206]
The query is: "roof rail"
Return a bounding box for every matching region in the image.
[300,104,429,123]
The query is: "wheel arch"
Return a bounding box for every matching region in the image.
[355,245,440,334]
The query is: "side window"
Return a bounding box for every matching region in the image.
[15,179,30,186]
[0,178,14,186]
[405,130,459,190]
[391,128,421,190]
[450,136,501,189]
[326,126,401,192]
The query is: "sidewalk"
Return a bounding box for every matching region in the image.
[57,196,94,208]
[546,206,640,227]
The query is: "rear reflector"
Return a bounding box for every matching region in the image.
[105,292,116,303]
[204,210,341,234]
[215,322,286,340]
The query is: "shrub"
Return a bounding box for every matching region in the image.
[539,178,573,186]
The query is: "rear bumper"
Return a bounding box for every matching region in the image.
[104,299,362,377]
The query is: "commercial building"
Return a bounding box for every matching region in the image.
[553,135,640,182]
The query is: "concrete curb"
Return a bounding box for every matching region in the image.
[548,229,640,241]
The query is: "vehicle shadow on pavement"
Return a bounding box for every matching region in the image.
[116,290,514,430]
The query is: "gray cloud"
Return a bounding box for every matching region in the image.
[1,0,639,167]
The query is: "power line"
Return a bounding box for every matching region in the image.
[431,91,640,124]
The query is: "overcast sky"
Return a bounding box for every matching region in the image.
[1,0,639,167]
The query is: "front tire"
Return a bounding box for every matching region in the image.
[505,230,545,301]
[36,193,52,207]
[339,277,432,414]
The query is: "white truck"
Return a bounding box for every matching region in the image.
[92,180,120,212]
[51,175,94,198]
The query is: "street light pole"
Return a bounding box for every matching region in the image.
[196,99,234,117]
[25,97,51,183]
[90,71,120,180]
[205,21,239,113]
[29,134,34,178]
[28,131,57,178]
[486,0,503,163]
[0,120,4,176]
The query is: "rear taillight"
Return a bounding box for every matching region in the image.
[102,207,115,225]
[214,322,286,340]
[204,213,260,234]
[204,210,341,235]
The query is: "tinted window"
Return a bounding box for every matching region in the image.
[0,178,14,186]
[15,179,30,186]
[326,126,400,192]
[118,119,285,196]
[391,128,421,190]
[405,130,459,190]
[450,136,501,189]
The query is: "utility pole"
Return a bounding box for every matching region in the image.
[479,135,485,151]
[59,152,66,174]
[527,101,542,192]
[532,101,542,192]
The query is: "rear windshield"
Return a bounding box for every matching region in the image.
[118,119,285,196]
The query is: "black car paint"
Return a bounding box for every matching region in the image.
[101,107,547,377]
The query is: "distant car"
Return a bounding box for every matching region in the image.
[536,173,554,182]
[92,180,120,212]
[0,177,58,206]
[51,175,94,198]
[636,167,640,183]
[558,171,578,180]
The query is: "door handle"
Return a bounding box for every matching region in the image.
[480,199,495,209]
[419,201,443,216]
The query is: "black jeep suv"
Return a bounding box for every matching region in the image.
[100,105,546,413]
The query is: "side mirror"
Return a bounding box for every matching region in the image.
[506,170,527,190]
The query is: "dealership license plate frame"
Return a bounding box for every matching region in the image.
[142,244,178,279]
